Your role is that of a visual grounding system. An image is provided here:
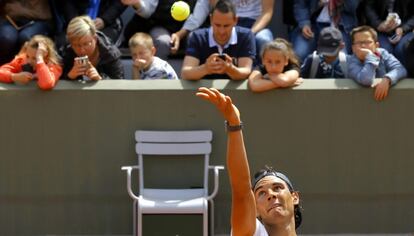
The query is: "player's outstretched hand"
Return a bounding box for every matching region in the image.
[196,87,241,125]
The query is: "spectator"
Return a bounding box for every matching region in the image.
[0,0,53,64]
[211,0,275,64]
[52,0,127,50]
[181,0,255,80]
[62,15,123,81]
[364,0,414,65]
[249,38,302,92]
[292,0,360,62]
[128,32,178,80]
[196,87,302,236]
[404,36,414,77]
[348,25,407,101]
[301,26,349,78]
[0,35,62,90]
[121,0,210,59]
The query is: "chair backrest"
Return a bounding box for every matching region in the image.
[135,130,213,196]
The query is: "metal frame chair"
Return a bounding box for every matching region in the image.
[122,130,224,236]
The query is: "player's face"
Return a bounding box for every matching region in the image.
[254,176,299,226]
[210,10,237,46]
[262,49,289,75]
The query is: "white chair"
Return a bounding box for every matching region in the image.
[122,130,224,236]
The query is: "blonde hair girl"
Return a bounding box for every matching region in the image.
[0,34,62,90]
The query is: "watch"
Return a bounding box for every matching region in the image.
[225,120,243,132]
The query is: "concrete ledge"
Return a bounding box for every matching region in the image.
[2,79,414,235]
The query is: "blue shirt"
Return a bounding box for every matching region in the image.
[186,26,255,79]
[348,48,407,86]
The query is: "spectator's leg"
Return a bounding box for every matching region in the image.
[340,29,353,54]
[150,26,171,60]
[291,26,317,63]
[394,32,414,65]
[255,28,273,64]
[102,18,123,46]
[0,20,18,64]
[377,32,393,54]
[18,21,51,45]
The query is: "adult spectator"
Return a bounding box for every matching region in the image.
[0,34,62,90]
[364,0,414,64]
[62,15,123,81]
[292,0,360,62]
[0,0,53,64]
[121,0,210,60]
[196,87,302,236]
[52,0,127,50]
[181,0,255,80]
[211,0,274,64]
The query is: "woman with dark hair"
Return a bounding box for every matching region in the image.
[196,87,302,236]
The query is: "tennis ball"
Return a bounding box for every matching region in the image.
[171,1,190,21]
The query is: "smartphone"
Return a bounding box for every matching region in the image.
[389,33,399,42]
[218,54,226,60]
[75,56,89,65]
[21,63,34,73]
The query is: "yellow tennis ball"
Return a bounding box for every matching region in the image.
[171,1,190,21]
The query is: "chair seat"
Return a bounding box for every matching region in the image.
[139,189,208,214]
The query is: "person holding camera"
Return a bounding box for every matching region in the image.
[181,0,255,80]
[0,34,62,90]
[62,15,123,81]
[365,0,414,67]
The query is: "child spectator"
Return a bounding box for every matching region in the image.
[0,35,62,90]
[248,38,302,92]
[128,32,178,80]
[301,26,349,78]
[348,25,407,101]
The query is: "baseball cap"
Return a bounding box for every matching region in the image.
[252,167,295,192]
[317,26,343,56]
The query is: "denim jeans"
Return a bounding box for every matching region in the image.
[378,32,414,65]
[237,17,274,65]
[0,18,51,64]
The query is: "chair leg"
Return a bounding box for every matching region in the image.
[138,206,142,236]
[133,200,137,236]
[209,200,214,236]
[203,209,208,236]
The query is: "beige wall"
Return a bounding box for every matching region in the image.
[1,79,414,235]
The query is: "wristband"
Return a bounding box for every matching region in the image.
[225,120,243,132]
